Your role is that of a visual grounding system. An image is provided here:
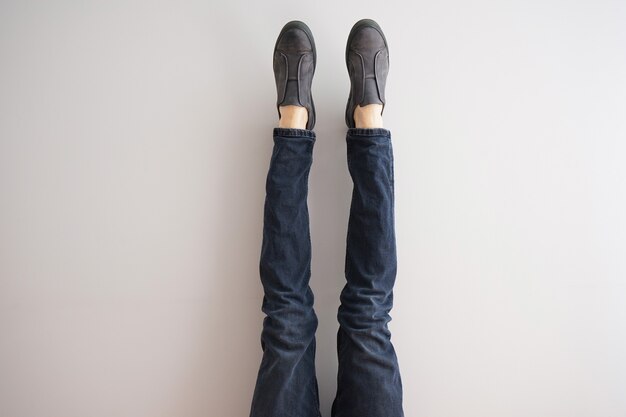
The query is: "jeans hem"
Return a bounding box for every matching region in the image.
[347,127,391,138]
[274,127,316,140]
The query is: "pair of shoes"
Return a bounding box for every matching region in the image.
[273,19,389,130]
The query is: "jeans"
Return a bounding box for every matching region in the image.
[249,127,404,417]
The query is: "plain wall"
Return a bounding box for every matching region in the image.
[1,1,625,416]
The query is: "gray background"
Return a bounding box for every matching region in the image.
[1,1,625,416]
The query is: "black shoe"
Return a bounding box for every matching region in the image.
[273,21,316,130]
[345,19,389,128]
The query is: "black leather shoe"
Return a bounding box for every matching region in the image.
[273,21,316,130]
[345,19,389,128]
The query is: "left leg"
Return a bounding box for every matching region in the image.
[331,19,405,417]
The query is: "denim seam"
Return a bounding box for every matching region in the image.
[305,155,313,296]
[388,140,395,190]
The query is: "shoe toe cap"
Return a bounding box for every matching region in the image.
[276,28,313,53]
[349,26,386,53]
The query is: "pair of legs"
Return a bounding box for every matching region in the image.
[249,20,404,417]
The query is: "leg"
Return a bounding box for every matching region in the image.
[249,127,321,417]
[331,126,404,417]
[333,18,403,417]
[249,21,320,417]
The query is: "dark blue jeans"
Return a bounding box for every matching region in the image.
[249,127,404,417]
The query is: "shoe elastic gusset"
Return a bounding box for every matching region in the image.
[345,18,389,128]
[273,20,317,130]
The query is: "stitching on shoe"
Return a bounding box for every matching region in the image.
[357,51,366,106]
[296,53,305,107]
[277,52,288,105]
[374,49,385,107]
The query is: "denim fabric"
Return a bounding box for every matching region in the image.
[249,127,403,417]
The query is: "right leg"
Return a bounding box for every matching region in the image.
[249,20,320,417]
[248,127,321,417]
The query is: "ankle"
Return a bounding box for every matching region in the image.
[278,105,308,129]
[354,104,383,128]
